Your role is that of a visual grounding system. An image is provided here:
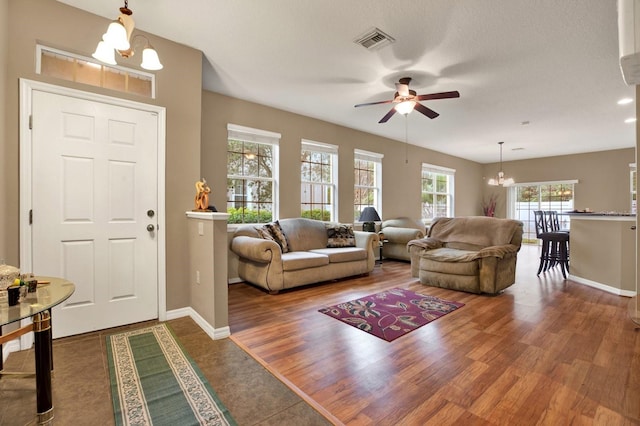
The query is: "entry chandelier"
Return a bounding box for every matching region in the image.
[487,141,515,186]
[92,0,163,71]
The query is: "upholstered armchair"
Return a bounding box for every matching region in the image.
[407,216,523,294]
[379,217,426,261]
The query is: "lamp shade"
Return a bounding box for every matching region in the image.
[359,206,381,222]
[141,46,163,70]
[395,100,416,115]
[92,40,117,65]
[103,20,130,51]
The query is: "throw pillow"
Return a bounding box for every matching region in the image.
[255,226,277,243]
[326,224,356,248]
[265,220,290,253]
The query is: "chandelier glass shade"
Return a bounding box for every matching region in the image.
[487,142,515,186]
[92,1,163,71]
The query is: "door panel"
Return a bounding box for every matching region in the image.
[31,90,159,338]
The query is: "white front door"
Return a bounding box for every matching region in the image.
[29,89,160,338]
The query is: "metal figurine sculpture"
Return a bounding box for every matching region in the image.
[194,178,211,211]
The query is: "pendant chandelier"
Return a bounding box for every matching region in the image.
[487,141,515,186]
[92,0,163,71]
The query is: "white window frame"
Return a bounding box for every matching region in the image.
[354,149,383,221]
[226,123,280,224]
[421,163,455,224]
[507,179,578,244]
[301,140,338,221]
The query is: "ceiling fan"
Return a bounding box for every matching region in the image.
[354,77,460,123]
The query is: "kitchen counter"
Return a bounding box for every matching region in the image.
[567,214,636,296]
[563,212,635,219]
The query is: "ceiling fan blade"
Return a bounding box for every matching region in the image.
[354,99,394,107]
[395,82,410,97]
[378,108,397,123]
[414,102,440,119]
[416,91,460,101]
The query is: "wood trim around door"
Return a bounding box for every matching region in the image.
[18,79,167,349]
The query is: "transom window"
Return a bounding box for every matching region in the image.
[301,140,338,221]
[226,124,280,224]
[354,149,383,221]
[36,45,155,98]
[421,164,455,223]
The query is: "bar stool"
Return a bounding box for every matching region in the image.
[534,210,570,278]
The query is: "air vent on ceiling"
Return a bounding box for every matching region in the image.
[354,28,395,50]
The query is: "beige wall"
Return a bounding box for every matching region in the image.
[201,90,485,223]
[3,0,202,310]
[482,148,635,217]
[3,0,637,307]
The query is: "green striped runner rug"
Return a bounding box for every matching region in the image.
[106,324,236,426]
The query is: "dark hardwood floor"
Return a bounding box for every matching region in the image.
[228,245,640,425]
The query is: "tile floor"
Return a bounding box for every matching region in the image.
[0,316,330,426]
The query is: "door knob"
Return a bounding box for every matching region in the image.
[147,224,155,232]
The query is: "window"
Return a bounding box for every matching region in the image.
[509,181,576,244]
[36,45,155,98]
[354,149,383,221]
[226,124,280,224]
[421,164,455,223]
[301,140,338,221]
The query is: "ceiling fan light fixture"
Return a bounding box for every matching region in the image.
[395,100,416,115]
[354,77,459,123]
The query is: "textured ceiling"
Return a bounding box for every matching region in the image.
[58,0,636,163]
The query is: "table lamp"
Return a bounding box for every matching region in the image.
[359,207,381,232]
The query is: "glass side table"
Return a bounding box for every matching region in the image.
[0,277,75,425]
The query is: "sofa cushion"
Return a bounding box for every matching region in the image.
[421,247,479,263]
[309,247,367,263]
[420,250,479,276]
[282,251,329,271]
[279,218,328,251]
[326,224,356,248]
[428,216,522,248]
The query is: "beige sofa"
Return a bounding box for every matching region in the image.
[231,218,378,294]
[380,217,426,261]
[408,216,523,294]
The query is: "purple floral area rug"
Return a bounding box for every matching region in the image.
[319,288,464,342]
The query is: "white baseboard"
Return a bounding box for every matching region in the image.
[228,277,243,284]
[568,274,637,297]
[2,340,20,363]
[165,307,231,340]
[2,307,231,363]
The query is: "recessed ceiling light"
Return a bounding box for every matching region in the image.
[625,117,636,123]
[618,98,633,105]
